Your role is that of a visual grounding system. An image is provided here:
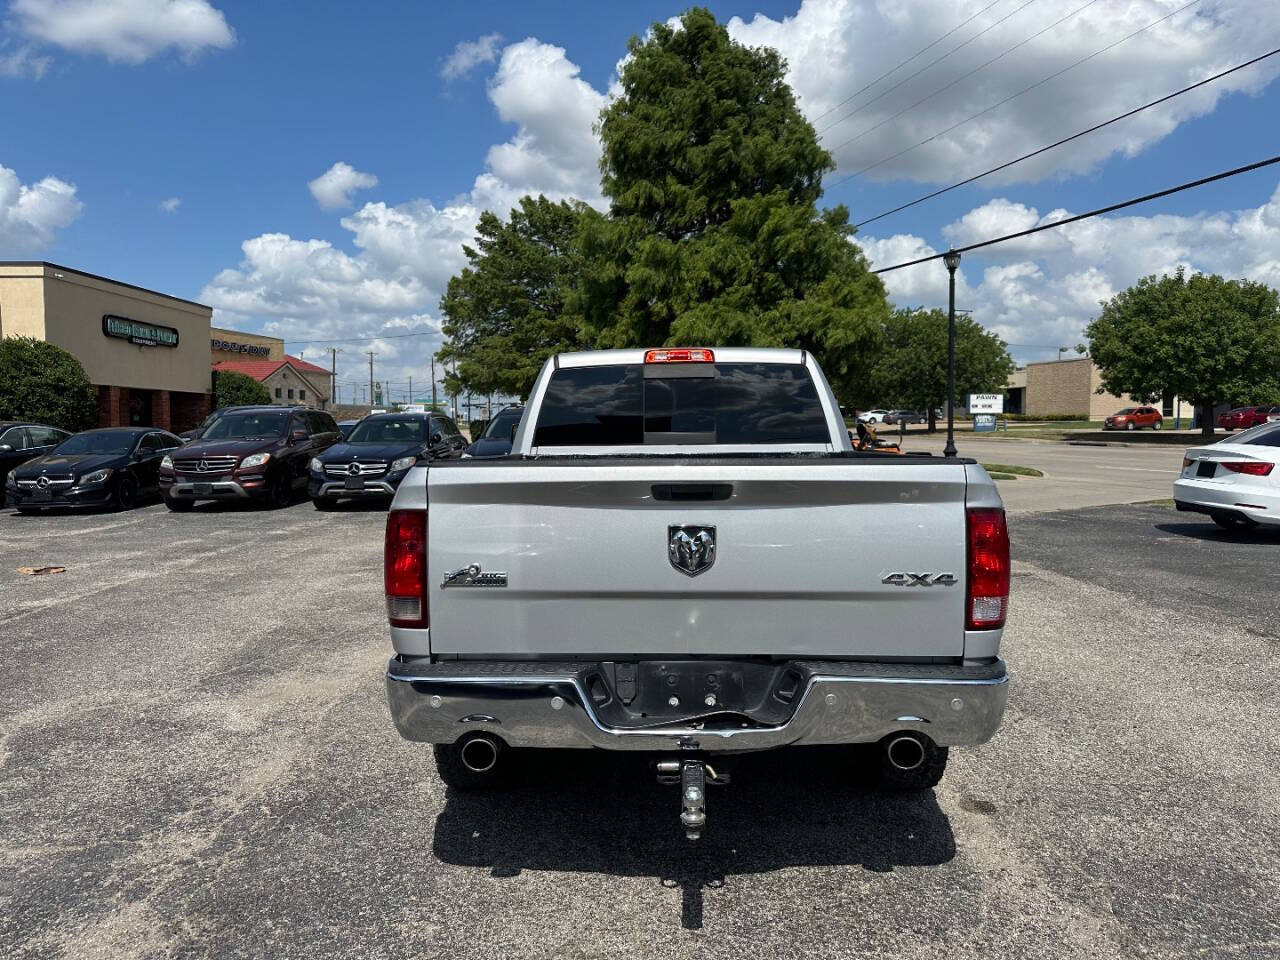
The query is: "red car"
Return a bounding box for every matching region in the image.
[1104,406,1163,431]
[1217,405,1280,431]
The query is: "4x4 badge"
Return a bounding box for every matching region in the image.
[669,525,716,577]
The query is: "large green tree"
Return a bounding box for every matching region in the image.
[1087,270,1280,438]
[0,336,97,430]
[439,195,588,399]
[870,308,1016,431]
[572,7,888,400]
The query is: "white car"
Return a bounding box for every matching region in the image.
[1173,422,1280,530]
[858,409,890,424]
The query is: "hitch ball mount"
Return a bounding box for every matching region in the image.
[656,759,729,840]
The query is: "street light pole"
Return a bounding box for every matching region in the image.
[943,248,961,458]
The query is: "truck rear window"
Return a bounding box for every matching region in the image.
[532,363,829,446]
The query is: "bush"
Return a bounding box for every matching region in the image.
[213,370,271,408]
[0,336,97,431]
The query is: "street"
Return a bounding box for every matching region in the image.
[1,458,1277,959]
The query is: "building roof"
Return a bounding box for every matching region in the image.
[212,355,329,380]
[0,261,210,310]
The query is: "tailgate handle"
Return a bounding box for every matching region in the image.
[651,483,733,502]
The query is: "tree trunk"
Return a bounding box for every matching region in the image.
[927,410,937,433]
[1199,398,1215,440]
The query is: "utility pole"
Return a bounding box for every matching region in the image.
[329,347,342,409]
[408,375,413,406]
[430,354,438,409]
[366,351,376,410]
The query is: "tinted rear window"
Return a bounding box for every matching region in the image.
[1238,424,1280,447]
[532,363,828,446]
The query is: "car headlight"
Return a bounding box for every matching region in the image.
[390,456,417,473]
[241,452,271,469]
[460,453,472,459]
[80,468,112,485]
[5,472,17,487]
[309,457,323,472]
[161,454,173,470]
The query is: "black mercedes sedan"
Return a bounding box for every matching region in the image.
[308,411,465,509]
[0,422,72,498]
[463,405,524,459]
[7,427,185,513]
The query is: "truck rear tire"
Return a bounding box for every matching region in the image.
[875,734,949,791]
[432,736,509,791]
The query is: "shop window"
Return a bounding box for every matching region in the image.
[275,387,281,399]
[299,389,306,401]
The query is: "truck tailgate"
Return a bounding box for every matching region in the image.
[426,459,969,658]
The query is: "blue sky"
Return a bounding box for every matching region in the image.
[4,0,1280,397]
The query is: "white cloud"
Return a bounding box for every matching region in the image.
[729,0,1280,184]
[11,0,234,65]
[0,44,52,78]
[159,196,181,213]
[857,178,1280,361]
[440,32,503,80]
[0,163,83,249]
[308,162,379,211]
[204,39,608,396]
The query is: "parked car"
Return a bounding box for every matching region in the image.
[1174,421,1280,530]
[857,409,890,424]
[7,427,184,512]
[159,406,340,510]
[0,422,71,498]
[308,411,465,509]
[337,419,361,440]
[1216,405,1279,432]
[463,405,525,458]
[383,347,1010,839]
[1104,406,1163,431]
[883,410,925,425]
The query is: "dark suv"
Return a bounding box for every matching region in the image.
[308,411,465,508]
[160,406,340,510]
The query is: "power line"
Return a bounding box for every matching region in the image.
[870,152,1280,275]
[809,0,1008,127]
[818,0,1041,136]
[827,0,1106,154]
[850,46,1280,229]
[829,0,1203,193]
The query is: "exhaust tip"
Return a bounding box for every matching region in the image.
[886,734,926,772]
[459,736,500,773]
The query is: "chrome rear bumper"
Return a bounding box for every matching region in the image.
[386,658,1008,752]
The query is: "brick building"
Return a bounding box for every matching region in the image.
[0,261,213,431]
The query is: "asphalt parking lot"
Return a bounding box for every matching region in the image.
[1,491,1277,958]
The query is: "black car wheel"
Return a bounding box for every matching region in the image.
[1212,512,1258,531]
[112,475,138,511]
[269,471,293,509]
[312,496,337,511]
[1126,421,1136,431]
[164,497,194,513]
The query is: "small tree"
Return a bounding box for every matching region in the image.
[439,195,588,400]
[0,336,97,431]
[213,370,270,408]
[869,309,1016,431]
[1087,270,1280,438]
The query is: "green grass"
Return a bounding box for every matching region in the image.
[981,462,1044,478]
[987,472,1019,480]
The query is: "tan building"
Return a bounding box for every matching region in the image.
[211,356,332,410]
[0,261,213,430]
[1008,357,1176,419]
[210,326,284,362]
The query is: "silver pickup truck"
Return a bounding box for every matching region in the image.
[384,347,1009,838]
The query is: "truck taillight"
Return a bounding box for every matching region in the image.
[644,348,714,363]
[385,509,428,627]
[966,507,1009,630]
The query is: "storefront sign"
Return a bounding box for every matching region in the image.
[973,413,998,433]
[103,314,179,348]
[968,393,1004,414]
[211,338,272,357]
